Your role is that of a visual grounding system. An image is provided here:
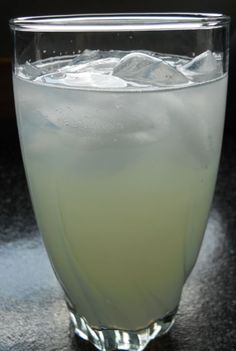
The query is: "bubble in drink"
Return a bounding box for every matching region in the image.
[13,50,227,330]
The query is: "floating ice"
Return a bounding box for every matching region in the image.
[36,71,127,89]
[113,52,189,87]
[182,50,218,73]
[59,57,120,74]
[180,50,222,82]
[16,61,47,80]
[70,49,128,64]
[19,49,223,88]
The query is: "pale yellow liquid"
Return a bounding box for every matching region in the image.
[13,75,227,330]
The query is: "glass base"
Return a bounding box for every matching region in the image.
[69,308,177,351]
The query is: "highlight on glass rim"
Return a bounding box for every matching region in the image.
[10,13,230,351]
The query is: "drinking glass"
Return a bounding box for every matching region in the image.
[10,13,229,351]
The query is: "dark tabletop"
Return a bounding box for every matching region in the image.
[0,122,236,351]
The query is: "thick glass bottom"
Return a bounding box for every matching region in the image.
[69,308,177,351]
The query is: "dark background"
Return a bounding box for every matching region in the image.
[1,0,236,58]
[0,0,236,137]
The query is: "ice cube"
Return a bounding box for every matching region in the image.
[183,50,218,73]
[65,72,127,89]
[113,52,189,87]
[34,72,65,85]
[76,49,104,62]
[39,71,127,89]
[59,57,120,74]
[69,49,128,65]
[180,50,222,82]
[16,61,47,80]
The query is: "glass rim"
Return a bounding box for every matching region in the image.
[9,13,230,32]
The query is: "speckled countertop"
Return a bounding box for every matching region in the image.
[0,123,236,351]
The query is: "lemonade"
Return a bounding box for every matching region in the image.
[13,50,227,330]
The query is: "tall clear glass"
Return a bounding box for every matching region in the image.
[10,13,230,351]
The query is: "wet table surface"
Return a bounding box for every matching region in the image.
[0,128,236,351]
